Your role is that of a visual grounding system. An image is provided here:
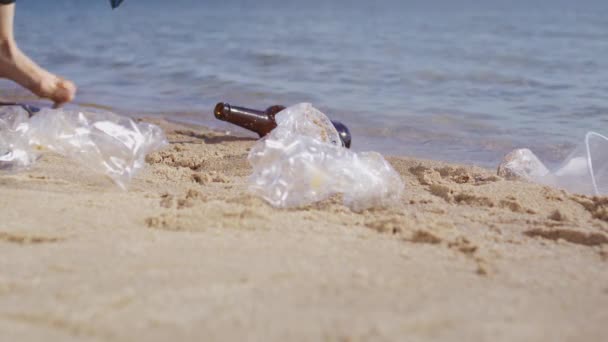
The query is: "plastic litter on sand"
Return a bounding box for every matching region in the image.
[0,106,167,189]
[248,103,404,211]
[498,131,608,196]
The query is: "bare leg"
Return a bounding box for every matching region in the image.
[0,3,76,107]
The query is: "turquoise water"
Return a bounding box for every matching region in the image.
[1,0,607,166]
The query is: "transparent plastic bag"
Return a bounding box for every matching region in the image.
[0,106,36,168]
[498,132,608,196]
[0,106,167,189]
[248,103,404,211]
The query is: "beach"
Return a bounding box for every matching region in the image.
[1,0,607,340]
[1,117,607,341]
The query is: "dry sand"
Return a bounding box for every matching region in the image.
[1,118,607,341]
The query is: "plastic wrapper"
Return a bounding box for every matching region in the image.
[0,106,167,189]
[498,131,608,196]
[248,103,404,211]
[0,106,36,168]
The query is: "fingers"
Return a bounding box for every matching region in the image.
[51,78,77,108]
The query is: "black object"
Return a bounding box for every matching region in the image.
[0,101,40,117]
[329,120,352,151]
[214,102,352,148]
[110,0,124,9]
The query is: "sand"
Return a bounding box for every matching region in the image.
[1,117,607,341]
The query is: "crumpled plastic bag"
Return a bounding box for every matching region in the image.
[498,131,608,196]
[248,103,404,211]
[0,106,167,189]
[0,106,36,167]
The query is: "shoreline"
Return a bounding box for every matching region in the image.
[1,114,607,341]
[0,91,533,168]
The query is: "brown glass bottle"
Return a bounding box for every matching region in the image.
[214,102,351,148]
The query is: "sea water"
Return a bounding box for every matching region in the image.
[1,0,607,167]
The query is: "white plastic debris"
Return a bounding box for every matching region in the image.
[0,106,36,168]
[248,103,404,211]
[0,106,167,189]
[498,131,608,196]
